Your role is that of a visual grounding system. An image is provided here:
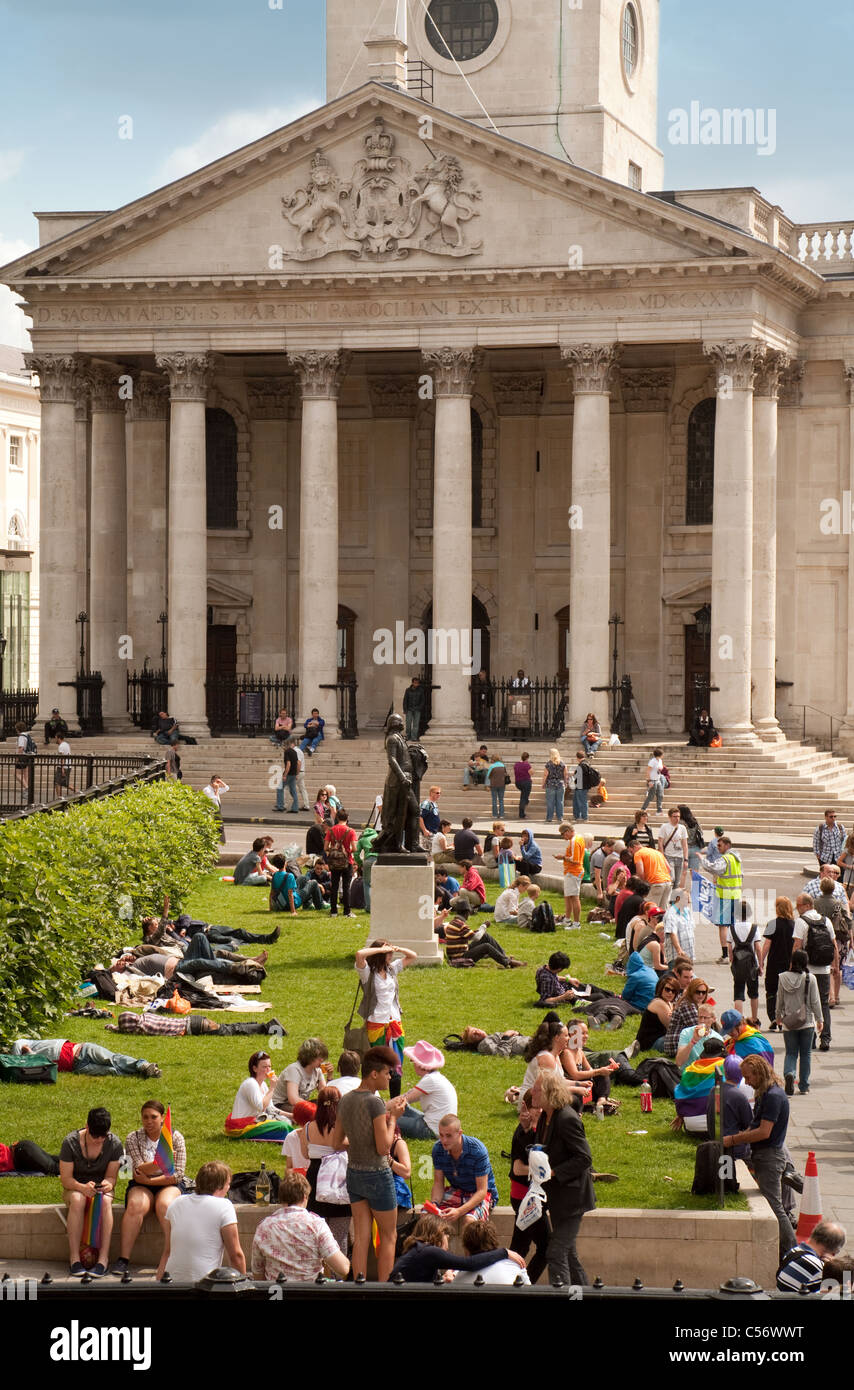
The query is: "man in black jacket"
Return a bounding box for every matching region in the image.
[402,676,426,741]
[531,1070,596,1286]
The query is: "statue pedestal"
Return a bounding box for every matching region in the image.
[367,858,443,966]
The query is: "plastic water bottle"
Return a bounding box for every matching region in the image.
[594,1099,606,1121]
[255,1162,271,1205]
[640,1080,653,1114]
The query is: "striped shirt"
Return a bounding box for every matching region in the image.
[444,919,473,961]
[776,1242,824,1293]
[812,822,844,863]
[108,1011,190,1036]
[125,1125,187,1182]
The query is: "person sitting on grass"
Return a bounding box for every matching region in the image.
[516,882,541,929]
[391,1213,527,1283]
[495,872,530,924]
[159,1161,245,1283]
[519,1025,593,1110]
[251,1169,350,1282]
[310,859,332,903]
[443,912,526,970]
[397,1041,458,1142]
[515,829,543,878]
[428,1116,500,1224]
[60,1107,124,1277]
[271,1038,330,1113]
[109,1099,186,1278]
[331,1049,362,1096]
[561,1020,620,1104]
[535,951,582,1006]
[269,854,325,912]
[233,838,272,887]
[434,865,461,910]
[450,860,488,913]
[231,1050,286,1121]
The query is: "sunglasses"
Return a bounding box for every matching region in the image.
[694,990,709,997]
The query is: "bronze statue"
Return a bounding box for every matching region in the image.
[374,713,428,855]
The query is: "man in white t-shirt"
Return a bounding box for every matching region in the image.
[159,1161,245,1283]
[658,807,689,888]
[398,1041,458,1140]
[290,739,310,810]
[642,748,665,813]
[53,733,76,798]
[455,1221,531,1285]
[201,776,229,808]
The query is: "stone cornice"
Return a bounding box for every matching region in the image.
[421,347,483,397]
[288,349,351,399]
[155,351,215,401]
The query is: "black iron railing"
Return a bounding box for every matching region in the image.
[319,676,359,739]
[58,672,104,734]
[0,753,167,817]
[127,668,172,729]
[471,676,568,741]
[0,687,38,739]
[205,675,299,735]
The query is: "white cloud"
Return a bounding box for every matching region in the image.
[157,101,318,184]
[0,150,25,183]
[0,235,34,351]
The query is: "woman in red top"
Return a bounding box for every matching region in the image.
[324,809,358,918]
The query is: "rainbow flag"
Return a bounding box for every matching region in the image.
[83,1192,103,1249]
[225,1114,294,1142]
[154,1106,175,1176]
[674,1054,725,1119]
[727,1025,774,1063]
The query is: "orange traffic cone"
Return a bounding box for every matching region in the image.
[795,1150,822,1241]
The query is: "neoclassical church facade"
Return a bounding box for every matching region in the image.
[3,0,854,743]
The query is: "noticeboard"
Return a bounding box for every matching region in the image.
[239,691,265,728]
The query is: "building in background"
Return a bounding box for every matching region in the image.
[0,345,39,693]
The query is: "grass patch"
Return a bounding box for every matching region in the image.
[0,874,746,1211]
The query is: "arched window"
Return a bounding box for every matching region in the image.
[7,513,27,549]
[622,3,639,77]
[206,408,238,529]
[686,398,716,525]
[471,407,483,527]
[425,0,499,61]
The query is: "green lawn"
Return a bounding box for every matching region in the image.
[0,874,746,1211]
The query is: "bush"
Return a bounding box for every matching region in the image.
[0,782,220,1045]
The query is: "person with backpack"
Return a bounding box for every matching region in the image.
[324,809,358,918]
[677,804,705,873]
[641,748,667,813]
[555,822,586,928]
[775,949,823,1095]
[793,893,839,1052]
[571,750,589,822]
[14,719,36,794]
[727,901,762,1026]
[658,807,689,889]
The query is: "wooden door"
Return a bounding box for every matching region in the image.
[683,623,711,731]
[207,624,237,677]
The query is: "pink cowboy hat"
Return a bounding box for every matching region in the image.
[403,1040,445,1071]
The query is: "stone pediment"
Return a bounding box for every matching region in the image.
[1,84,784,290]
[208,577,252,608]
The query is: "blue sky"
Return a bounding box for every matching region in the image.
[0,0,849,344]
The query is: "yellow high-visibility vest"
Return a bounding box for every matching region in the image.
[716,853,743,899]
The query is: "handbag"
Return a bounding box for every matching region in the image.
[165,989,191,1015]
[343,981,369,1055]
[316,1150,350,1205]
[781,977,809,1031]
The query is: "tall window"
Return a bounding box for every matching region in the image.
[471,407,483,527]
[8,435,22,470]
[686,398,716,525]
[426,0,499,61]
[206,408,238,529]
[622,3,639,77]
[628,161,642,191]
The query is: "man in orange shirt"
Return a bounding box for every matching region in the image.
[631,842,673,913]
[554,822,586,926]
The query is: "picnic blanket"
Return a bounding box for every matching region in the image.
[225,1113,294,1143]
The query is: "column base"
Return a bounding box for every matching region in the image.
[101,716,137,735]
[422,720,476,740]
[833,724,854,760]
[171,719,211,741]
[717,725,762,748]
[753,717,786,744]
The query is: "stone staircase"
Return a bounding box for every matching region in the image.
[69,730,854,839]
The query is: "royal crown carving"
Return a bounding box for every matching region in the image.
[281,118,482,262]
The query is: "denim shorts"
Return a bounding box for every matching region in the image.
[346,1165,397,1211]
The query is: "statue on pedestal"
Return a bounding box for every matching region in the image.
[374,713,428,855]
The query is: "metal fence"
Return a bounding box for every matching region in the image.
[0,687,38,739]
[0,753,166,816]
[127,668,172,729]
[205,675,299,735]
[471,676,568,741]
[319,676,359,739]
[58,672,104,734]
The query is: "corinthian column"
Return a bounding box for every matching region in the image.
[704,341,762,742]
[127,373,169,665]
[839,366,854,758]
[89,360,131,731]
[289,349,350,733]
[26,354,83,727]
[752,351,789,742]
[561,343,618,726]
[423,347,483,736]
[156,352,215,737]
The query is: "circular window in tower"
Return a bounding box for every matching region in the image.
[425,0,499,63]
[622,3,639,79]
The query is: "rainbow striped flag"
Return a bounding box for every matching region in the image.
[727,1025,774,1063]
[674,1054,725,1119]
[154,1106,175,1176]
[83,1192,103,1249]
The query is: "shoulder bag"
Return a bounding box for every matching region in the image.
[343,981,368,1055]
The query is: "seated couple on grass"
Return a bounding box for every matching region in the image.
[268,855,326,913]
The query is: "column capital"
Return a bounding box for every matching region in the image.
[620,367,674,413]
[779,359,806,408]
[703,341,764,394]
[155,351,215,401]
[128,372,170,422]
[421,347,483,398]
[247,377,293,418]
[561,343,619,394]
[754,350,793,400]
[88,360,129,413]
[25,353,80,404]
[288,349,351,400]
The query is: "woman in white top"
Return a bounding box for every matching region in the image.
[494,876,529,924]
[518,1022,591,1112]
[159,1160,245,1283]
[231,1050,284,1120]
[355,940,418,1098]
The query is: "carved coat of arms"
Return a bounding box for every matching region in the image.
[281,118,482,261]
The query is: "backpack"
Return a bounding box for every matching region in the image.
[530,901,556,933]
[634,1057,681,1097]
[692,1141,739,1195]
[731,922,759,984]
[581,762,601,789]
[0,1054,57,1085]
[805,916,835,967]
[23,732,36,754]
[325,828,350,871]
[660,765,671,789]
[688,824,706,850]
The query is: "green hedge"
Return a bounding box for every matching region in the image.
[0,782,220,1045]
